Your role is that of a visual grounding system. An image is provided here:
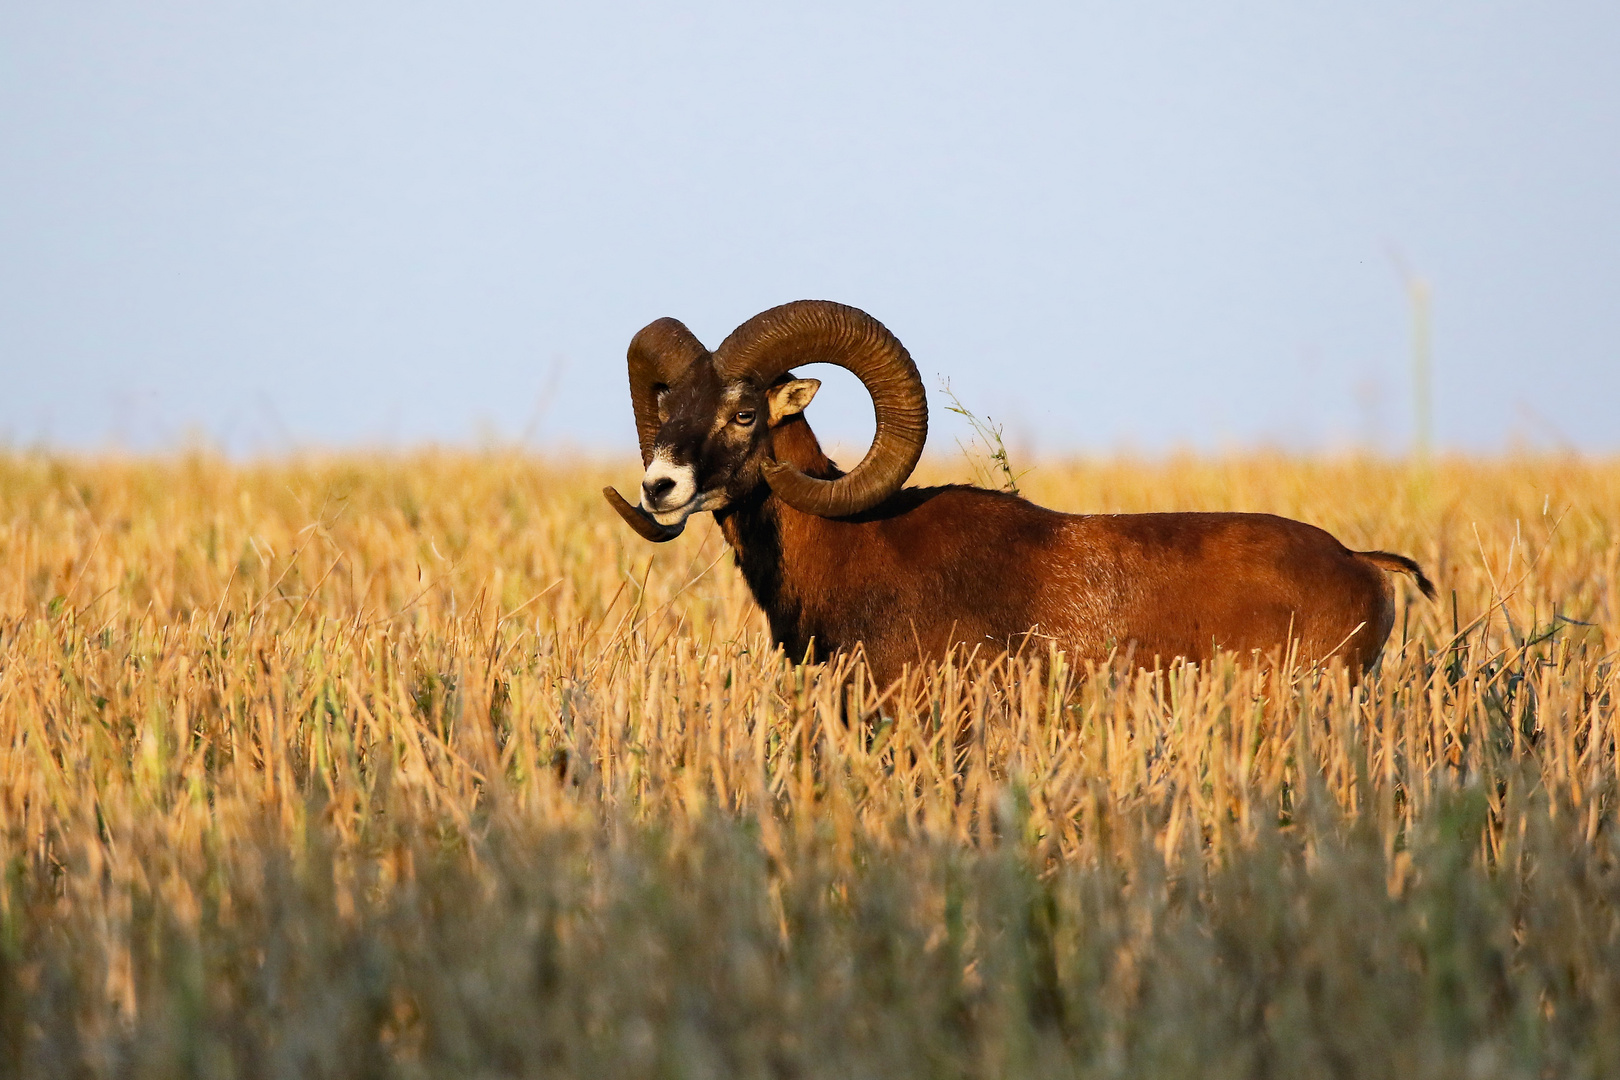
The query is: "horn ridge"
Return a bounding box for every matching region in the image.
[714,300,927,518]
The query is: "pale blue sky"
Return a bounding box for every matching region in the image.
[2,3,1617,456]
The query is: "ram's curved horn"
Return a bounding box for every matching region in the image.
[605,317,710,542]
[627,317,710,467]
[713,301,926,517]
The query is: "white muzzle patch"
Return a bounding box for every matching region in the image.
[640,451,700,526]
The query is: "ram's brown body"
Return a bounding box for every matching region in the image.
[719,417,1416,686]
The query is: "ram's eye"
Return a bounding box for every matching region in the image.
[734,410,756,425]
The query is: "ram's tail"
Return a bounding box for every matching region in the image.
[1356,550,1437,600]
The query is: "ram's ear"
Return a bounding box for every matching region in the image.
[766,379,820,426]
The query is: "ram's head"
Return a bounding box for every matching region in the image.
[604,300,929,541]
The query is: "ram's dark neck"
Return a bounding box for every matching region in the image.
[714,416,841,663]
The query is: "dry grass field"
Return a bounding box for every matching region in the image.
[2,450,1618,1078]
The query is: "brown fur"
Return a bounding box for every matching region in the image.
[716,414,1434,688]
